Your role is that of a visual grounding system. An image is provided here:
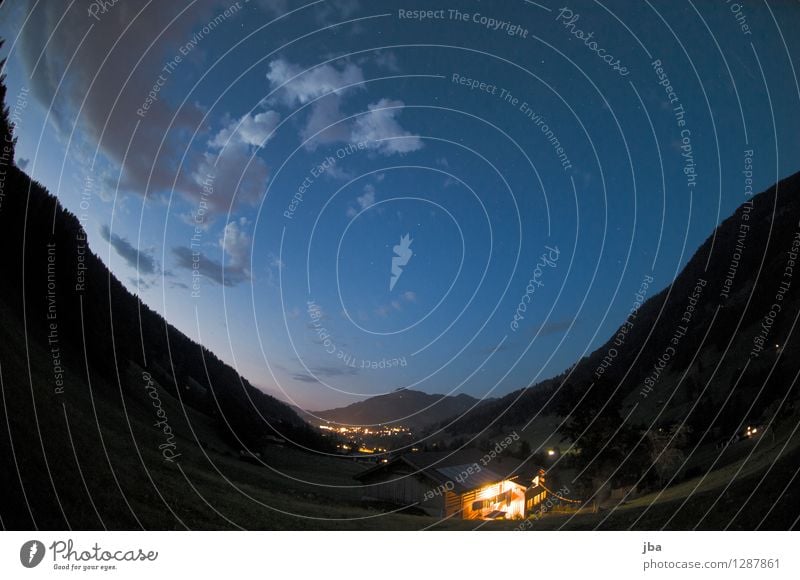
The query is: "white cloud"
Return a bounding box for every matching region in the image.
[356,184,376,210]
[346,183,376,217]
[266,59,420,157]
[324,163,355,181]
[220,217,252,270]
[372,51,400,72]
[373,289,416,318]
[172,217,252,287]
[269,253,285,270]
[267,58,364,106]
[210,111,280,149]
[351,99,423,155]
[267,58,369,151]
[192,111,279,212]
[311,0,361,24]
[192,145,269,212]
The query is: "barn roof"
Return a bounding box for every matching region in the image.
[355,449,535,493]
[434,463,506,493]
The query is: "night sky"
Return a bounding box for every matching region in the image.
[1,0,798,410]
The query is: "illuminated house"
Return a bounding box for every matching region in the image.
[355,450,544,520]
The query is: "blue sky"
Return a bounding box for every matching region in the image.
[1,0,798,410]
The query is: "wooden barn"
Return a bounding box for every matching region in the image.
[355,450,546,520]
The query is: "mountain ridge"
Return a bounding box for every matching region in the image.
[435,169,800,439]
[314,388,494,430]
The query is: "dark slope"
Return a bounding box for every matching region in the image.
[315,388,490,430]
[0,74,329,529]
[0,160,324,443]
[440,170,800,438]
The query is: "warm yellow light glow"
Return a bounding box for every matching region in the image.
[469,480,527,519]
[547,449,556,456]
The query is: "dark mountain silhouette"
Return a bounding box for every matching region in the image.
[0,57,330,529]
[314,388,492,430]
[0,163,324,446]
[439,170,800,438]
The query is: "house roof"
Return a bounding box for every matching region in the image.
[435,464,506,493]
[355,449,535,493]
[526,483,546,497]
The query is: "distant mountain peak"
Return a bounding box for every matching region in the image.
[316,389,493,430]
